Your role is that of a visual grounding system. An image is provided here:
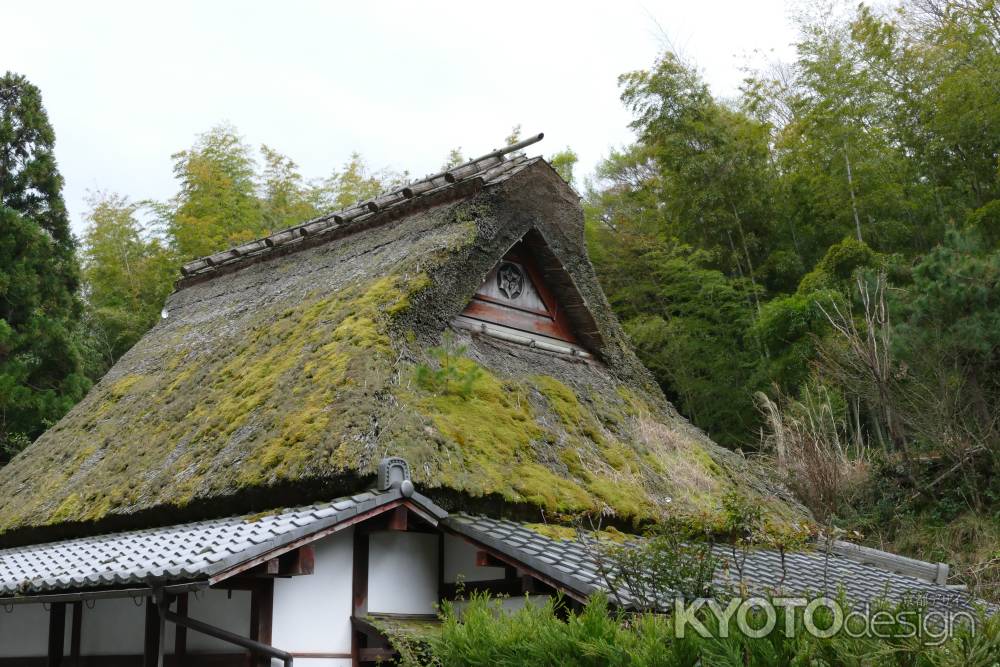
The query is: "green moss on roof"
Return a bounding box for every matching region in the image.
[524,522,630,543]
[408,358,595,514]
[401,351,793,534]
[0,168,807,542]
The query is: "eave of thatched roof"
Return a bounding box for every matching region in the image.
[0,153,806,547]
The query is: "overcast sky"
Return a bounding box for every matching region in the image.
[3,1,801,237]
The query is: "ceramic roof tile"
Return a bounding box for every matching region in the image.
[444,513,987,617]
[0,487,412,596]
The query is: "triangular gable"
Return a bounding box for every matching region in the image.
[454,234,593,357]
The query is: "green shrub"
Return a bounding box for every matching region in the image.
[414,331,483,399]
[429,592,999,667]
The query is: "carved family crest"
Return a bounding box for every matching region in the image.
[496,262,524,300]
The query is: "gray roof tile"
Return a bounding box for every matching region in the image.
[0,486,420,597]
[3,488,982,621]
[444,513,987,617]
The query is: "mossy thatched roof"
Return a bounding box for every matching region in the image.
[0,156,806,546]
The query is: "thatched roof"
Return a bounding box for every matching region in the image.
[0,141,805,545]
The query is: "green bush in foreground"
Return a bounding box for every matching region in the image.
[414,593,999,667]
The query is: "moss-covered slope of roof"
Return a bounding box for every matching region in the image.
[0,162,806,544]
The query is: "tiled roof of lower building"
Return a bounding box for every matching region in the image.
[0,487,446,597]
[444,514,986,616]
[0,484,985,619]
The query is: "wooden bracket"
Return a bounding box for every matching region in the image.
[386,507,408,531]
[475,550,507,569]
[229,544,316,581]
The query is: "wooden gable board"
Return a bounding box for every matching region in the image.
[460,238,578,344]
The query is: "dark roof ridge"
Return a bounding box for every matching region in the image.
[177,132,546,285]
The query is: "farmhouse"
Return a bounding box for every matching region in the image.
[0,135,973,665]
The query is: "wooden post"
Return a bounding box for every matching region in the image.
[46,602,66,667]
[352,529,369,615]
[143,597,164,667]
[69,601,82,665]
[173,594,188,660]
[437,532,446,604]
[351,528,370,667]
[249,580,274,667]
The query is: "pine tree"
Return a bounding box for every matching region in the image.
[0,72,89,460]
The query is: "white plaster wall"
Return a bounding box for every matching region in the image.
[443,534,505,583]
[270,527,353,665]
[79,597,146,655]
[185,588,252,653]
[0,603,50,657]
[367,531,438,615]
[76,590,251,656]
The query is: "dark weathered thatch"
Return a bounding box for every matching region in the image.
[0,156,805,545]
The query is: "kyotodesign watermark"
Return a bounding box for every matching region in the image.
[672,596,976,646]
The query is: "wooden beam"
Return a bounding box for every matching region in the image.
[386,507,408,531]
[221,544,317,583]
[46,602,66,667]
[437,532,446,604]
[249,580,274,667]
[173,594,188,660]
[475,550,507,569]
[0,656,249,667]
[351,530,370,667]
[209,499,408,586]
[352,530,369,615]
[358,647,397,662]
[279,544,315,576]
[142,597,163,667]
[69,601,81,664]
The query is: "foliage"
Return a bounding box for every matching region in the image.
[258,145,320,231]
[549,147,579,185]
[583,0,1000,596]
[756,386,872,523]
[168,124,266,259]
[71,129,406,377]
[368,615,442,667]
[441,147,464,171]
[0,72,89,460]
[313,151,403,212]
[164,131,407,262]
[618,53,779,282]
[585,228,762,447]
[598,525,719,607]
[430,591,1000,666]
[414,331,483,399]
[79,192,177,376]
[751,290,840,395]
[796,238,881,294]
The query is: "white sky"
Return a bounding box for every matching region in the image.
[1,1,800,237]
